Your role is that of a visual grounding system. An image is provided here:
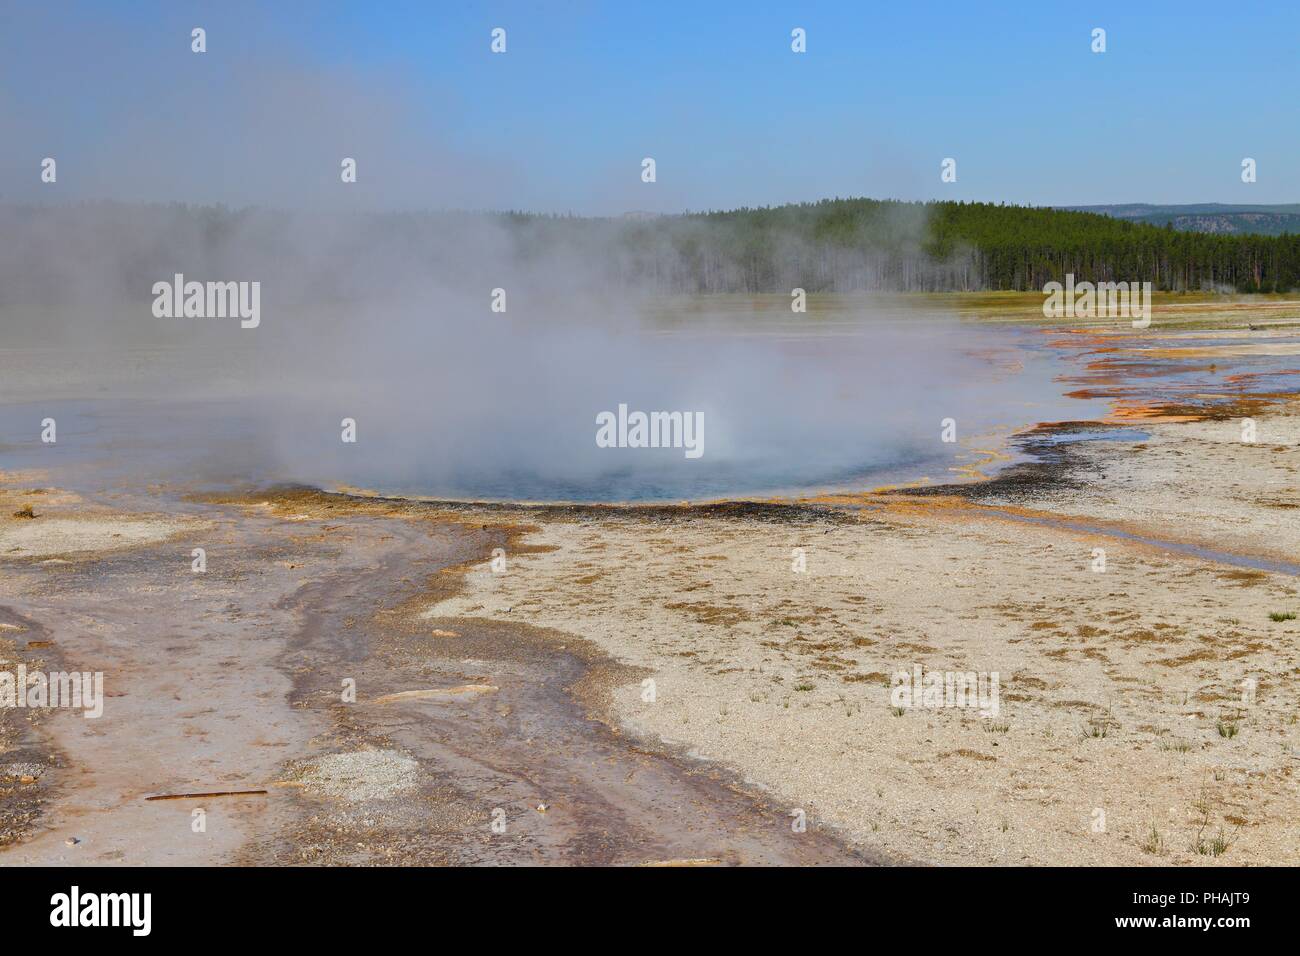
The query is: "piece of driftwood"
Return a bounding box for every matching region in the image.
[145,789,268,801]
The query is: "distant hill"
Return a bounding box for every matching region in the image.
[1062,203,1300,236]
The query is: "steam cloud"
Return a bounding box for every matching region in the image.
[0,7,1017,501]
[3,201,1006,500]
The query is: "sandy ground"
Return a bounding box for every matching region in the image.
[0,479,204,558]
[982,404,1300,565]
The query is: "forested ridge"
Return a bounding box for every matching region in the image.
[511,199,1300,294]
[924,201,1300,292]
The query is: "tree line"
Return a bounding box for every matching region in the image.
[508,199,1300,293]
[6,200,1298,308]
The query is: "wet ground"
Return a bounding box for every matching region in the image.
[0,491,875,865]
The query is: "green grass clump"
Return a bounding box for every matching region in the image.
[1141,822,1165,855]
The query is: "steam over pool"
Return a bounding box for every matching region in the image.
[1,315,1098,503]
[0,206,1101,501]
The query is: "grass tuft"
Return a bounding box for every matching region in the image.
[1140,822,1165,855]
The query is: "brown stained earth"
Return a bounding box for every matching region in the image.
[0,488,872,866]
[1043,324,1300,424]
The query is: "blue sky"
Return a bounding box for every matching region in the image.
[2,0,1296,213]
